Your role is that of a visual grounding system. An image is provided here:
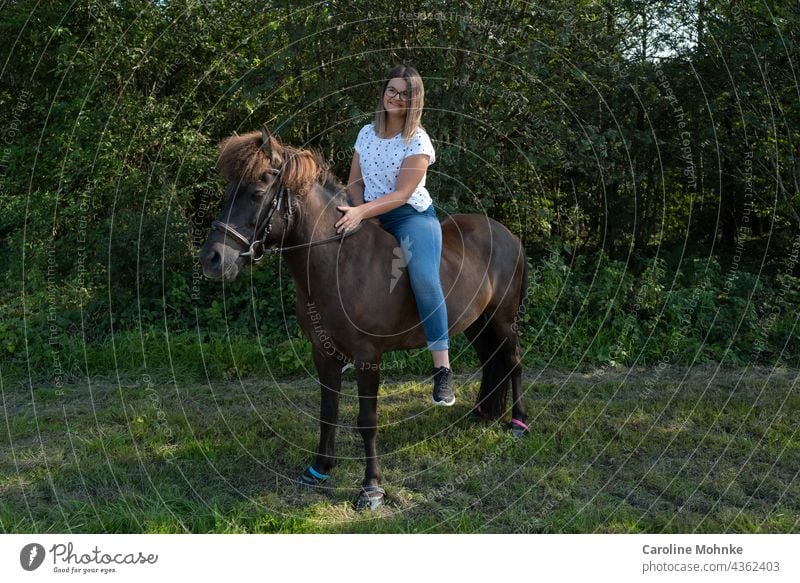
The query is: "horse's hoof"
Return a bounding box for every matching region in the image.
[469,405,491,423]
[509,418,530,439]
[297,466,330,490]
[354,485,385,511]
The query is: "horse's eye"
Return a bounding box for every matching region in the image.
[250,190,266,202]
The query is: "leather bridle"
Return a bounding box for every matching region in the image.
[210,167,361,263]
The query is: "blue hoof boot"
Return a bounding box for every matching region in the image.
[297,466,330,489]
[509,418,530,439]
[355,485,385,511]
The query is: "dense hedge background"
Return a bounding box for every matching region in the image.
[1,0,798,382]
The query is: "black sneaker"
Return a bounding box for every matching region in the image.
[432,366,455,406]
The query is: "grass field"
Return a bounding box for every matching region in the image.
[1,364,798,533]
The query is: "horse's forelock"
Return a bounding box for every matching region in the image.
[216,131,273,184]
[216,131,345,203]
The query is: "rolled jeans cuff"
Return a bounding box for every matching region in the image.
[427,339,449,351]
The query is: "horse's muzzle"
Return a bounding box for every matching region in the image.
[199,240,243,281]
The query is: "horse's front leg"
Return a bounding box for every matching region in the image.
[355,359,384,510]
[298,348,342,488]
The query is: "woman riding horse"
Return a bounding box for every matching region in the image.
[335,64,455,407]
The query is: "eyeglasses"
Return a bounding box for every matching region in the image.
[385,86,411,101]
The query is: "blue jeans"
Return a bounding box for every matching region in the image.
[379,204,449,351]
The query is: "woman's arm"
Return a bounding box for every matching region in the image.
[336,154,430,233]
[346,151,365,205]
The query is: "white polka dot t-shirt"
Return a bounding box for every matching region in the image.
[354,123,436,212]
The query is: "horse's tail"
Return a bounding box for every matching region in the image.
[473,241,528,419]
[518,247,529,327]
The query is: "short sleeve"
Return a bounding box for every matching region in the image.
[354,124,369,155]
[405,128,436,165]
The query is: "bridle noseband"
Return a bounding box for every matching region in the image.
[210,167,361,263]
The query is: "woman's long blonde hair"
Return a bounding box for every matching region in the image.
[373,64,425,142]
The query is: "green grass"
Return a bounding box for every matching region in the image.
[1,365,798,533]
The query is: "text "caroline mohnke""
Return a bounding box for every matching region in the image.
[643,544,743,555]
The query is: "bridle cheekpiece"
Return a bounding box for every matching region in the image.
[210,167,290,263]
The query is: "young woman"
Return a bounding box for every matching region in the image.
[334,64,454,406]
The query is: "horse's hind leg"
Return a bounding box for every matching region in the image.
[491,317,528,436]
[464,310,527,435]
[464,314,503,420]
[299,348,342,487]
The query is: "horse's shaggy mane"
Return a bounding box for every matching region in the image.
[216,131,344,198]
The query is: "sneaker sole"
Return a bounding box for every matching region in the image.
[432,396,456,407]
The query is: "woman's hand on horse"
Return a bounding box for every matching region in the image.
[335,205,364,234]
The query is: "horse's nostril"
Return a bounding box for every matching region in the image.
[201,247,221,269]
[208,249,221,268]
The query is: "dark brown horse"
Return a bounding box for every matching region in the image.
[199,129,528,510]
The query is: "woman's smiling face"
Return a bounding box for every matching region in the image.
[383,77,410,116]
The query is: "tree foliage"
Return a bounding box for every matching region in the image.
[0,0,797,367]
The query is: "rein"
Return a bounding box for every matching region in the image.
[211,167,362,263]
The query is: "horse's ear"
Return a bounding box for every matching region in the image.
[260,126,282,170]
